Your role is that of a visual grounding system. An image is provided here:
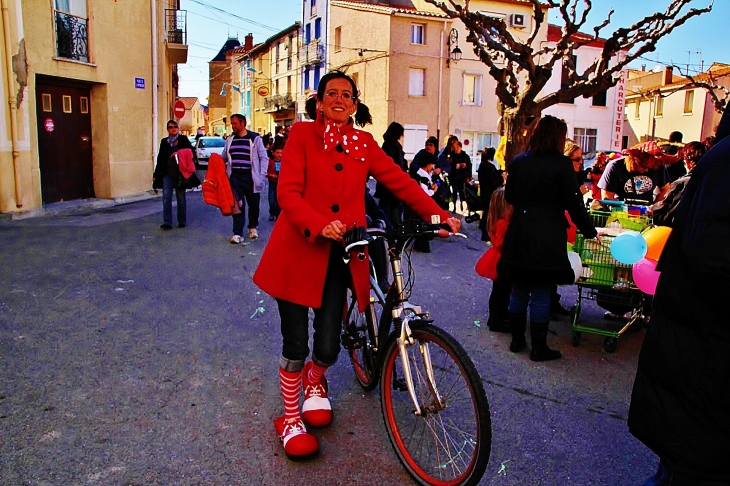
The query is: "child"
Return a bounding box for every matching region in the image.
[410,154,439,253]
[475,187,513,332]
[267,140,284,221]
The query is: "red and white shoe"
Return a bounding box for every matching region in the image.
[301,361,333,427]
[274,416,319,457]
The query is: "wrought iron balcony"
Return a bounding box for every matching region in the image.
[165,9,188,64]
[264,93,295,112]
[298,39,324,66]
[54,11,88,62]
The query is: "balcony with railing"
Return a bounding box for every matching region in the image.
[54,11,88,62]
[165,9,188,64]
[264,93,295,113]
[298,39,324,66]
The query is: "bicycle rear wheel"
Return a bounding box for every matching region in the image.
[343,289,381,391]
[380,323,491,486]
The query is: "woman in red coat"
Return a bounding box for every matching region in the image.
[253,71,459,458]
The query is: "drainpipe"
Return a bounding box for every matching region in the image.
[151,1,159,169]
[437,20,447,143]
[1,0,22,207]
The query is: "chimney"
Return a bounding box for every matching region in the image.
[641,64,646,72]
[662,66,673,86]
[244,33,253,51]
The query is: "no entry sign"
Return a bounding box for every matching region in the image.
[173,100,186,118]
[44,118,54,133]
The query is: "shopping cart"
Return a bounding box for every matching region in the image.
[571,208,652,353]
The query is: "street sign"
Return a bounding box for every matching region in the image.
[44,118,54,133]
[134,77,145,89]
[173,100,186,118]
[257,85,270,97]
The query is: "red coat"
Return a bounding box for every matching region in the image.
[253,117,449,311]
[202,153,237,216]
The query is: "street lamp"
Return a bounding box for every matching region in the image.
[447,28,462,67]
[219,82,241,96]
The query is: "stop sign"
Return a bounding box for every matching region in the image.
[173,100,186,118]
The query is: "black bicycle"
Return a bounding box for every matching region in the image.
[341,220,492,486]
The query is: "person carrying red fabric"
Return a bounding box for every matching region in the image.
[252,71,460,458]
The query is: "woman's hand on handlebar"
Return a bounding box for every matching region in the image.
[321,220,347,242]
[445,217,461,234]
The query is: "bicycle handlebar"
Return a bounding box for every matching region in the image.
[342,221,466,257]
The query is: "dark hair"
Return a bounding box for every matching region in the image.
[317,70,372,127]
[482,147,496,160]
[166,119,178,127]
[668,131,684,143]
[305,96,317,120]
[230,113,246,125]
[426,136,438,146]
[682,141,706,162]
[420,151,437,167]
[383,122,404,143]
[447,135,459,149]
[528,115,568,156]
[272,139,286,152]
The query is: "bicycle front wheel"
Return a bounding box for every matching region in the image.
[380,324,491,486]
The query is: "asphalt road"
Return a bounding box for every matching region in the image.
[0,188,657,485]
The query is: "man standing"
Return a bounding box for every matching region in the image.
[222,114,268,243]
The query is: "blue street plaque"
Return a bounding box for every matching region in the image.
[134,78,145,89]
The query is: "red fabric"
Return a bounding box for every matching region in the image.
[176,148,196,179]
[323,119,368,161]
[267,157,279,182]
[253,117,449,311]
[590,171,602,201]
[202,153,237,216]
[475,219,508,281]
[565,210,577,244]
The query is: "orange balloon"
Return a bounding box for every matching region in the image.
[643,226,672,261]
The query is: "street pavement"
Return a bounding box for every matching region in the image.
[0,187,658,485]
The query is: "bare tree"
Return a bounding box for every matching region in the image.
[426,0,714,165]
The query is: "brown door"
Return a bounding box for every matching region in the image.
[35,81,94,203]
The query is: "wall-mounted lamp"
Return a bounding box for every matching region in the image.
[220,82,241,96]
[447,28,462,67]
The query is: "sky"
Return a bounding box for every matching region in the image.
[177,0,729,104]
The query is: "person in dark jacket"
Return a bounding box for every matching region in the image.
[477,147,504,242]
[628,107,730,486]
[375,122,406,226]
[153,119,194,229]
[450,141,472,213]
[497,115,598,361]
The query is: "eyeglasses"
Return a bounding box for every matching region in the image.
[167,125,178,129]
[570,157,582,162]
[324,91,355,101]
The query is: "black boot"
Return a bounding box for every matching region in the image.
[530,321,562,362]
[487,314,510,333]
[509,313,527,352]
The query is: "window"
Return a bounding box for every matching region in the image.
[408,68,425,96]
[314,18,321,39]
[592,89,607,107]
[62,95,72,113]
[411,24,425,45]
[634,100,641,119]
[54,0,89,62]
[462,132,496,166]
[80,96,88,113]
[655,95,664,116]
[42,93,52,112]
[574,128,598,154]
[560,55,577,104]
[314,65,321,89]
[403,124,429,159]
[305,24,311,44]
[684,90,694,114]
[334,27,341,52]
[304,67,310,90]
[463,73,482,105]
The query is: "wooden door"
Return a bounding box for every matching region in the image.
[35,82,94,203]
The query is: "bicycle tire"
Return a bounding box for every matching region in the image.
[344,289,381,391]
[380,323,491,486]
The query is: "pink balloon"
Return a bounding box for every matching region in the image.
[632,258,661,295]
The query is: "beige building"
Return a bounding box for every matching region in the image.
[0,0,187,214]
[329,1,450,158]
[236,23,301,135]
[207,36,244,136]
[177,97,205,136]
[623,64,730,146]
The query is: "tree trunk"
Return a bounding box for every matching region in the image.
[499,107,540,171]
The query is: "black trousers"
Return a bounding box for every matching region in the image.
[230,170,260,236]
[276,244,349,371]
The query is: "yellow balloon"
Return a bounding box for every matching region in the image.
[643,226,672,261]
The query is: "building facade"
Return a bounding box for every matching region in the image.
[299,0,328,117]
[1,0,187,214]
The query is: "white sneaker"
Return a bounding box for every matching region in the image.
[230,235,244,244]
[248,228,259,240]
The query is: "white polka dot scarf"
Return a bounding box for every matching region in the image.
[323,119,368,162]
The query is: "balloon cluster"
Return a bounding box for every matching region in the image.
[609,226,672,295]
